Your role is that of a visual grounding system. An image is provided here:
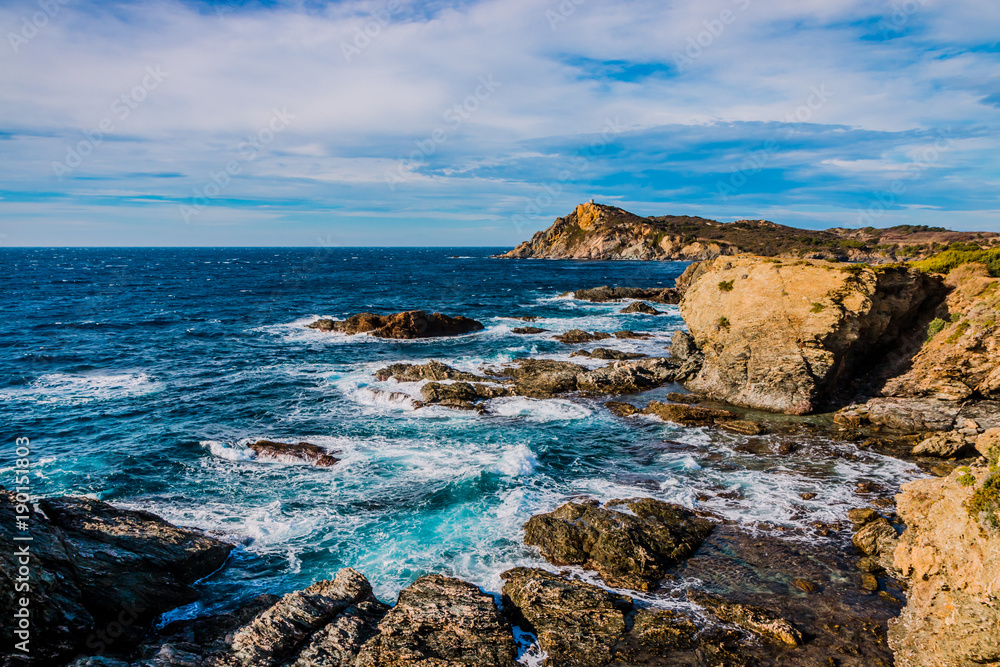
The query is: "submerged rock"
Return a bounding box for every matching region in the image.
[554,329,613,344]
[642,400,736,426]
[566,285,682,304]
[522,498,714,590]
[308,311,484,339]
[247,440,340,467]
[687,590,803,646]
[0,488,233,664]
[355,574,517,667]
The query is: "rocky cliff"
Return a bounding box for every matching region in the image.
[498,202,999,262]
[677,256,943,414]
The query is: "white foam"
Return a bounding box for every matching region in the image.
[497,444,538,476]
[201,440,257,462]
[0,372,161,404]
[489,397,591,422]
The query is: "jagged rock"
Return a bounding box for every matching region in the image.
[911,431,975,458]
[852,518,898,571]
[522,498,714,590]
[605,401,639,417]
[668,330,700,362]
[307,311,484,339]
[500,567,632,667]
[291,599,388,667]
[419,382,511,409]
[511,326,548,334]
[883,264,1000,401]
[565,285,681,304]
[620,301,662,314]
[687,590,803,645]
[229,568,374,666]
[864,397,961,432]
[570,348,646,360]
[977,427,1000,457]
[504,359,588,397]
[576,359,680,394]
[246,440,340,467]
[374,361,482,383]
[642,400,735,426]
[554,329,612,344]
[0,488,233,665]
[679,257,944,414]
[890,465,1000,667]
[848,508,879,527]
[355,574,517,667]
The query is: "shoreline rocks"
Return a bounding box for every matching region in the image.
[246,440,341,467]
[308,311,484,339]
[566,286,680,304]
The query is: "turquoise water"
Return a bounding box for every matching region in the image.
[0,248,921,617]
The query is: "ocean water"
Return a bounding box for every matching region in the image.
[0,247,922,617]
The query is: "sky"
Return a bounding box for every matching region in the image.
[0,0,998,247]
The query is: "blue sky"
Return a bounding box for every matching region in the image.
[0,0,998,246]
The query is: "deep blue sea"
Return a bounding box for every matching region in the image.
[0,248,920,619]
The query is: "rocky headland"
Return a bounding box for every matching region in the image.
[497,201,1000,263]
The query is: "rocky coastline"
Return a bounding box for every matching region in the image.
[7,217,1000,666]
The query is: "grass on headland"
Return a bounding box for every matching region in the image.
[911,245,1000,277]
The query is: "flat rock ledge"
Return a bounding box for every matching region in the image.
[307,311,484,339]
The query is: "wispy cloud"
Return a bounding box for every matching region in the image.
[0,0,997,245]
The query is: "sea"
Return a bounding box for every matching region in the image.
[0,247,922,622]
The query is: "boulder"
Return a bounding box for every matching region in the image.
[522,498,714,590]
[500,567,632,667]
[419,382,511,409]
[679,257,943,414]
[911,431,975,458]
[308,311,484,339]
[570,348,646,360]
[511,326,548,334]
[246,440,340,467]
[890,466,1000,667]
[576,359,681,394]
[0,488,233,664]
[613,330,651,339]
[374,361,482,383]
[619,301,662,315]
[554,329,612,344]
[864,397,961,432]
[355,574,517,667]
[605,401,639,417]
[852,518,899,572]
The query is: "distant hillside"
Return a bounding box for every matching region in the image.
[497,202,1000,263]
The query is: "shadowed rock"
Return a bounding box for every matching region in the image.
[687,590,803,646]
[620,301,663,314]
[374,361,482,383]
[512,326,548,334]
[643,400,736,426]
[567,285,681,304]
[555,329,613,344]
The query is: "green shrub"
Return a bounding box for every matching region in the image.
[718,280,734,292]
[958,467,976,487]
[945,321,970,344]
[926,318,947,341]
[967,473,1000,530]
[810,302,825,313]
[911,246,1000,277]
[839,264,867,275]
[718,316,730,330]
